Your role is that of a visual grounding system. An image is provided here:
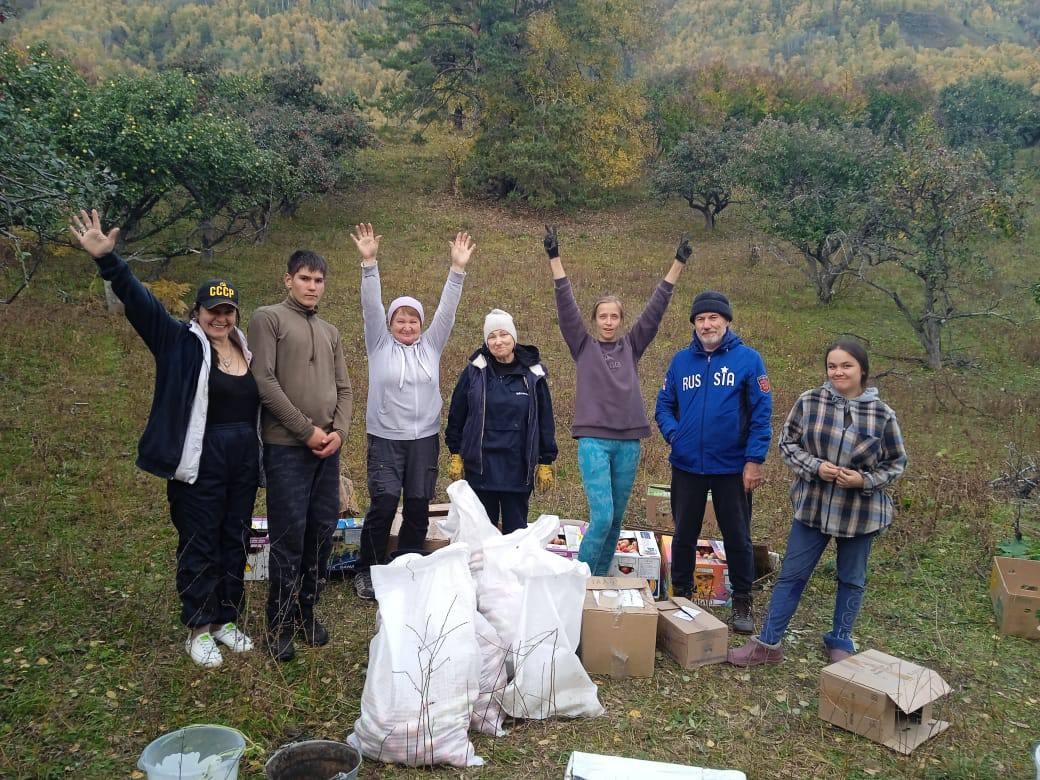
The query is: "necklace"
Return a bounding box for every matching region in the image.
[214,345,235,371]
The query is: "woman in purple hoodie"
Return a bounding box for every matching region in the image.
[544,227,689,575]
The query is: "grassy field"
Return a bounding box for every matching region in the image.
[1,132,1039,778]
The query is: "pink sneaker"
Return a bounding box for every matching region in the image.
[727,638,784,667]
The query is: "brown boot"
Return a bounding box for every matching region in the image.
[727,637,784,667]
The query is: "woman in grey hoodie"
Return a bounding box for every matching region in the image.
[349,223,475,600]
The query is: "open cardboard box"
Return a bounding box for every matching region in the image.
[656,597,728,668]
[579,576,658,678]
[644,484,719,537]
[819,649,951,754]
[989,556,1040,639]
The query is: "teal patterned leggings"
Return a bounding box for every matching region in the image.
[576,437,641,576]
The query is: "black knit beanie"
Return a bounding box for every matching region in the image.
[689,290,733,323]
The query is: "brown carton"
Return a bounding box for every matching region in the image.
[387,503,452,554]
[655,598,728,668]
[819,649,951,754]
[989,556,1040,639]
[644,484,718,537]
[579,577,658,678]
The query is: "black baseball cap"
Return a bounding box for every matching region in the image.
[195,279,240,310]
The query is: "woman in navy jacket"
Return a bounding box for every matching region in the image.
[445,309,558,533]
[71,209,260,669]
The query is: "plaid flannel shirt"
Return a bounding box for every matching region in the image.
[779,385,907,538]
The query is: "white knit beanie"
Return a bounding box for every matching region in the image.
[483,308,517,343]
[387,295,425,326]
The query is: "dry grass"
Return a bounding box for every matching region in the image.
[1,132,1038,778]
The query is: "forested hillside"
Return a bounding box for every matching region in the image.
[5,0,1039,99]
[656,0,1040,89]
[4,0,387,96]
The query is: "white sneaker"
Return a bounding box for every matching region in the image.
[211,622,254,653]
[185,632,223,668]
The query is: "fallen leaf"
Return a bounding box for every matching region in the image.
[627,709,642,719]
[36,657,48,666]
[105,690,117,700]
[705,739,715,748]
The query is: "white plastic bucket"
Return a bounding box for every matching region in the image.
[138,724,246,780]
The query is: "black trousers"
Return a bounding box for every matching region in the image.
[359,434,439,569]
[475,489,531,534]
[670,467,754,596]
[264,443,340,631]
[167,422,259,628]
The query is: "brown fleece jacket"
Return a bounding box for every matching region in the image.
[248,296,352,446]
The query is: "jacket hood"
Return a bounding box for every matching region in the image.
[469,342,542,368]
[823,381,879,403]
[691,327,742,355]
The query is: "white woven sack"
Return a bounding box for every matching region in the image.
[476,513,563,649]
[498,546,603,720]
[470,610,509,736]
[351,545,484,768]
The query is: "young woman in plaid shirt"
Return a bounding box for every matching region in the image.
[728,338,908,666]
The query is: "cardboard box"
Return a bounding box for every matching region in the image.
[644,484,718,537]
[608,529,663,580]
[656,598,728,668]
[580,577,658,678]
[387,503,452,554]
[244,517,269,581]
[818,649,951,754]
[990,556,1040,639]
[694,539,730,606]
[546,521,585,559]
[332,516,363,546]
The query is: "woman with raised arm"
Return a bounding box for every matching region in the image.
[350,222,474,600]
[70,209,260,669]
[545,226,690,575]
[728,338,907,667]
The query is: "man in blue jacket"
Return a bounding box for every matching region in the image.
[655,290,772,634]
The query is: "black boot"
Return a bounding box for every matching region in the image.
[266,626,296,662]
[297,605,330,647]
[731,593,755,635]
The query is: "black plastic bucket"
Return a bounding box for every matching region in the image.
[265,740,362,780]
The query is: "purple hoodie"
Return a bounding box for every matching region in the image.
[554,276,674,439]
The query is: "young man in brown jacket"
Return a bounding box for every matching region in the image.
[249,250,353,662]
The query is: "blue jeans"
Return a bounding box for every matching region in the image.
[576,437,641,576]
[759,520,876,653]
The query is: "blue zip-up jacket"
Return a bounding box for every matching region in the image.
[94,252,255,482]
[445,344,557,491]
[655,329,773,475]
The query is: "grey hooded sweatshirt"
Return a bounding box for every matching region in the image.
[361,263,465,440]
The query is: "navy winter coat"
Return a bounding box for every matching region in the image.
[445,344,557,492]
[95,252,255,482]
[655,329,773,475]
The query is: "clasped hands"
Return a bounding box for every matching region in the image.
[818,461,865,489]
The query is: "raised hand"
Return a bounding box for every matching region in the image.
[69,208,119,259]
[675,232,692,264]
[543,225,560,260]
[350,222,382,262]
[449,231,476,269]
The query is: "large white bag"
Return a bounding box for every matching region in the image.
[498,547,604,719]
[470,610,509,736]
[351,545,484,768]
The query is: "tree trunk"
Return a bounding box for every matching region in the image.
[103,280,124,315]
